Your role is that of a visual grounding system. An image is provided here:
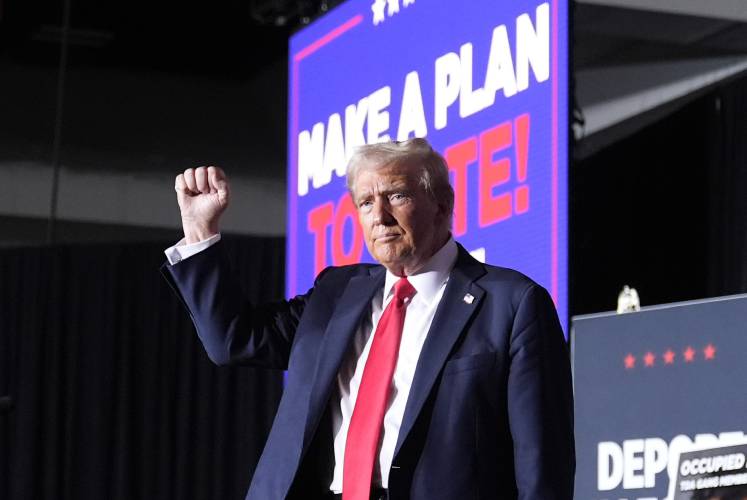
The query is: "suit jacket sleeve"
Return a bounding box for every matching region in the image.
[507,283,575,500]
[161,240,311,369]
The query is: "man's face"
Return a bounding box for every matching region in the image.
[352,161,448,276]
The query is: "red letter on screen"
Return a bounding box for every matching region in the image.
[479,122,512,227]
[513,113,530,214]
[332,193,364,266]
[307,202,334,276]
[445,137,478,236]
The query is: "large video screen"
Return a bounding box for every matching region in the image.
[287,0,568,330]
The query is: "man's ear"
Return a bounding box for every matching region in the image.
[435,203,452,229]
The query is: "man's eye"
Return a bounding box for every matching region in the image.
[390,193,407,202]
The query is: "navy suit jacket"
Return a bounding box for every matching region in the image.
[164,240,575,500]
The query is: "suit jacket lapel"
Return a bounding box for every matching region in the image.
[302,266,386,451]
[393,246,486,457]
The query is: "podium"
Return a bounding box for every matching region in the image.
[572,294,747,500]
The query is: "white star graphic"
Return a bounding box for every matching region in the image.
[387,0,400,16]
[403,0,415,6]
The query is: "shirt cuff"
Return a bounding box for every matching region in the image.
[164,233,221,265]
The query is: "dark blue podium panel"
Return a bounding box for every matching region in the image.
[572,294,747,500]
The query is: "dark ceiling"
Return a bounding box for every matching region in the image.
[574,3,747,69]
[3,1,746,76]
[0,0,297,77]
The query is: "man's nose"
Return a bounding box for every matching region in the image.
[372,199,395,225]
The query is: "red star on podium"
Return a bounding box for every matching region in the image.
[644,352,656,367]
[683,346,696,363]
[703,344,716,360]
[663,349,675,364]
[624,353,636,369]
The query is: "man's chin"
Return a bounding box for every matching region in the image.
[372,248,418,271]
[373,245,403,261]
[374,254,403,267]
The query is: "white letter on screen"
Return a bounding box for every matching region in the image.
[323,113,346,179]
[598,441,623,491]
[484,24,517,102]
[367,86,392,144]
[397,71,428,140]
[345,97,368,161]
[623,439,645,489]
[297,121,325,196]
[459,43,488,118]
[516,2,549,91]
[643,438,668,488]
[434,51,461,130]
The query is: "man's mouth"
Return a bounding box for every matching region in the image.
[375,234,401,242]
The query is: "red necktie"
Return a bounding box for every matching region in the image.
[343,277,417,500]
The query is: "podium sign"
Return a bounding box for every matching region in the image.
[673,443,747,499]
[572,294,747,500]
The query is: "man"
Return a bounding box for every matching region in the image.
[163,138,575,500]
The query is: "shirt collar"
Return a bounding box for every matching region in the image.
[383,237,458,304]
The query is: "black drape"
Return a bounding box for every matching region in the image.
[0,236,285,500]
[706,76,747,296]
[572,72,747,315]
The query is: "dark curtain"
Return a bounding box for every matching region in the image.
[0,235,285,500]
[706,76,747,296]
[571,73,747,315]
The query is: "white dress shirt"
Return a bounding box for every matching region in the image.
[329,238,457,492]
[164,233,221,265]
[164,235,458,493]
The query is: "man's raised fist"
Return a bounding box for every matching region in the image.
[175,166,230,244]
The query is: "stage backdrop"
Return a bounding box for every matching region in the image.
[286,0,569,330]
